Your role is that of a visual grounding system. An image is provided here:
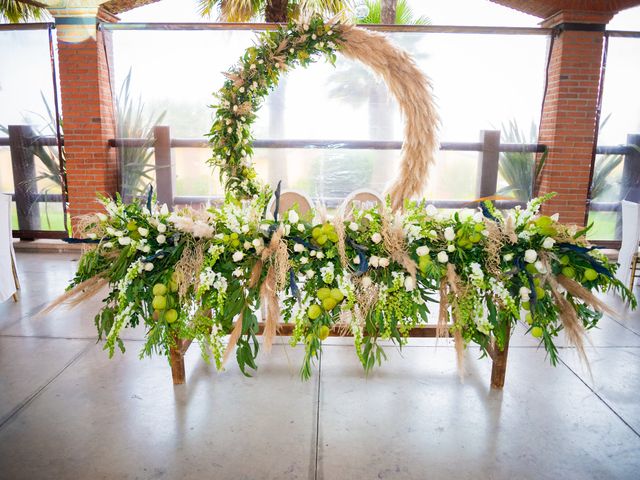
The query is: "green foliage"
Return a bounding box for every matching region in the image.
[357,0,430,25]
[0,0,45,23]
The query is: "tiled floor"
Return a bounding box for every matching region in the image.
[0,252,639,479]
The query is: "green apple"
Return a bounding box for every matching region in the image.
[312,227,322,239]
[531,326,544,338]
[559,255,570,266]
[561,266,576,279]
[165,309,178,323]
[535,286,545,299]
[152,295,167,310]
[330,288,344,302]
[317,288,331,300]
[152,283,167,296]
[317,234,328,246]
[328,232,339,243]
[322,297,337,311]
[169,280,179,293]
[474,223,484,232]
[526,263,538,274]
[522,301,530,311]
[319,325,331,341]
[308,304,322,320]
[525,313,533,325]
[583,268,598,281]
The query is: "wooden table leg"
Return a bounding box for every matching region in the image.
[169,345,186,385]
[490,324,511,389]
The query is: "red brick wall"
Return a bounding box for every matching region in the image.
[536,28,605,225]
[57,20,118,227]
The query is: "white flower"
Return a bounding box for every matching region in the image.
[144,262,154,272]
[252,238,263,249]
[379,257,390,268]
[416,246,430,257]
[429,229,437,238]
[550,213,560,222]
[473,212,484,223]
[404,276,415,292]
[87,233,97,240]
[371,232,382,244]
[106,226,115,235]
[534,260,547,274]
[362,276,372,288]
[297,223,305,232]
[447,244,456,252]
[289,48,294,53]
[157,234,166,245]
[160,204,169,215]
[294,243,305,253]
[103,242,113,249]
[542,237,556,249]
[316,251,324,260]
[137,227,148,237]
[310,250,317,257]
[96,213,108,222]
[114,230,123,237]
[300,256,309,265]
[284,224,291,236]
[444,227,455,242]
[425,204,437,217]
[232,251,244,262]
[157,223,167,233]
[519,286,531,301]
[118,237,131,246]
[349,222,358,232]
[437,251,449,263]
[503,253,514,262]
[524,249,538,263]
[370,255,380,268]
[353,256,360,265]
[192,221,214,238]
[304,270,314,279]
[243,241,252,250]
[241,224,250,234]
[312,34,317,40]
[142,245,151,253]
[288,210,299,224]
[233,268,243,278]
[250,63,256,70]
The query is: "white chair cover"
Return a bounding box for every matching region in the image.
[0,193,18,302]
[616,200,640,288]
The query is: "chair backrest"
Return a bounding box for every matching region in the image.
[268,190,314,218]
[342,189,384,217]
[616,200,640,286]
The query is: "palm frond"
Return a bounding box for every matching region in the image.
[0,0,45,23]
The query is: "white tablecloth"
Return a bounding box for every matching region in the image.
[0,193,17,302]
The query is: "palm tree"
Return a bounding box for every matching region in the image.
[198,0,352,22]
[0,0,45,22]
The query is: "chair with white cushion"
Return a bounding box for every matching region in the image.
[268,189,314,218]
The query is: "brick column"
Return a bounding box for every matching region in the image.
[536,11,613,225]
[50,5,118,231]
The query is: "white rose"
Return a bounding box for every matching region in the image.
[142,245,151,253]
[542,237,555,249]
[144,262,154,271]
[362,276,372,288]
[416,246,430,257]
[425,204,437,217]
[503,253,514,262]
[232,251,244,262]
[379,257,390,268]
[371,232,382,244]
[114,230,123,237]
[437,251,449,263]
[404,276,415,292]
[87,233,97,240]
[160,204,169,215]
[106,226,115,235]
[137,227,148,237]
[300,256,309,265]
[252,238,263,249]
[444,227,455,242]
[519,286,531,301]
[233,268,243,278]
[288,210,299,224]
[244,241,252,250]
[353,256,360,265]
[306,270,315,279]
[297,223,305,232]
[96,212,108,222]
[157,234,166,245]
[241,224,250,234]
[447,244,455,252]
[103,242,113,249]
[316,251,324,260]
[118,237,131,246]
[524,249,538,263]
[534,260,547,274]
[157,223,167,233]
[310,250,317,257]
[349,222,358,232]
[294,243,305,253]
[370,255,380,268]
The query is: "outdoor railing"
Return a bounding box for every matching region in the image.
[2,126,639,242]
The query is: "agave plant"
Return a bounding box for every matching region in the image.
[116,69,166,201]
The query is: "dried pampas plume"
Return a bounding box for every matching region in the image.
[340,26,439,210]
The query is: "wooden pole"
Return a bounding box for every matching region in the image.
[169,340,186,385]
[490,324,511,389]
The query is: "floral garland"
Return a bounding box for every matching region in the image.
[66,192,635,379]
[207,14,343,198]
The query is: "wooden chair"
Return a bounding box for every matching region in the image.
[267,189,314,218]
[341,189,384,217]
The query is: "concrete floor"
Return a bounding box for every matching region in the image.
[0,253,639,480]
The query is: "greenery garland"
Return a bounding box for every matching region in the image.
[207,14,343,198]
